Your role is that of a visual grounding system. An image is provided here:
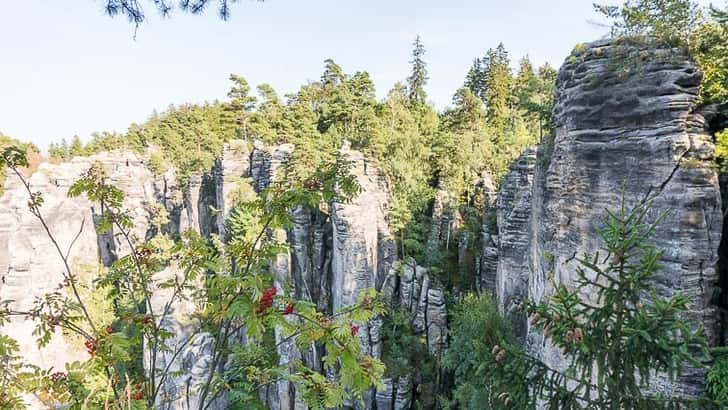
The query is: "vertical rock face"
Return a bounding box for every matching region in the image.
[213,140,251,234]
[523,39,722,395]
[476,172,500,293]
[331,145,396,316]
[495,148,536,340]
[148,267,223,410]
[0,152,158,407]
[330,144,399,408]
[377,261,448,410]
[426,190,458,254]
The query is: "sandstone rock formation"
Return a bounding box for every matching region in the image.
[4,36,724,409]
[0,152,159,407]
[495,147,536,340]
[0,138,447,409]
[492,38,724,397]
[377,261,448,410]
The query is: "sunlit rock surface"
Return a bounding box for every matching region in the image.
[520,38,722,397]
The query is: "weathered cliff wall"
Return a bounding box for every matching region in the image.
[0,139,447,409]
[491,38,723,397]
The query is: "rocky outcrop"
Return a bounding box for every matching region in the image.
[213,140,251,235]
[377,261,448,410]
[0,152,159,407]
[517,39,723,396]
[495,147,536,340]
[148,267,223,410]
[475,172,499,293]
[332,144,396,313]
[330,144,398,408]
[426,190,458,256]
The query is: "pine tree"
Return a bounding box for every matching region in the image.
[69,135,84,157]
[59,138,70,160]
[464,58,487,101]
[406,35,429,106]
[483,43,513,138]
[226,74,257,139]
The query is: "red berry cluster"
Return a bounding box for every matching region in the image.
[84,339,97,356]
[50,372,67,382]
[256,287,277,314]
[283,302,294,315]
[350,323,360,337]
[130,383,145,400]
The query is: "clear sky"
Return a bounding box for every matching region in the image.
[1,0,614,149]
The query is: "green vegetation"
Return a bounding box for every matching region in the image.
[102,0,254,25]
[0,133,39,196]
[443,293,526,409]
[595,0,728,104]
[708,347,728,406]
[8,1,727,406]
[48,36,551,279]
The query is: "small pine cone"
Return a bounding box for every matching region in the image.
[529,313,541,326]
[573,327,583,342]
[495,349,507,363]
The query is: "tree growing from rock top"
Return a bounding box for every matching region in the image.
[594,0,703,43]
[407,35,429,106]
[226,74,258,140]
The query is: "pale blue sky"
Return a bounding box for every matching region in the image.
[2,1,618,148]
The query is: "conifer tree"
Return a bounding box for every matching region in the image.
[464,58,487,101]
[226,74,257,139]
[69,135,84,157]
[406,35,429,106]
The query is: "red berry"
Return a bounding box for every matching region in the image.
[350,323,360,337]
[84,339,97,356]
[283,302,294,315]
[256,287,278,314]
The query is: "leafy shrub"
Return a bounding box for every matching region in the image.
[442,293,526,409]
[707,347,728,406]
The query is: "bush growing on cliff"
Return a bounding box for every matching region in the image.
[707,347,728,406]
[445,197,722,409]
